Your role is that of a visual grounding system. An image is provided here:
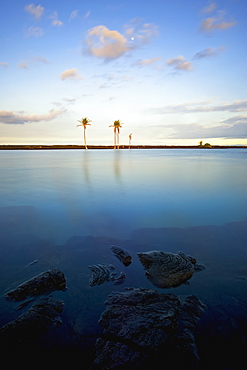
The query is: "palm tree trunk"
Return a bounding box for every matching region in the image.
[117,128,120,149]
[84,126,88,149]
[114,128,116,149]
[117,132,119,149]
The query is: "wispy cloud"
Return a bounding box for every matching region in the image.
[84,10,91,19]
[165,117,247,140]
[69,10,79,21]
[84,20,158,61]
[202,2,217,14]
[63,98,77,104]
[26,26,44,37]
[60,68,82,80]
[193,46,225,59]
[18,56,49,69]
[134,57,162,67]
[34,56,49,64]
[150,99,247,114]
[0,109,65,125]
[50,11,63,26]
[166,55,193,71]
[200,7,236,34]
[0,62,8,68]
[24,4,44,19]
[18,61,29,70]
[124,19,159,44]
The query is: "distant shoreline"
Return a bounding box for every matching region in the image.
[0,145,246,150]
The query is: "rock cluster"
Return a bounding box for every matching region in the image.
[1,269,66,347]
[0,297,64,342]
[91,288,205,369]
[88,247,132,286]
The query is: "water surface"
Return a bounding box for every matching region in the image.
[1,149,246,241]
[0,149,246,368]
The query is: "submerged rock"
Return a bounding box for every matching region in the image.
[88,264,116,286]
[5,268,66,300]
[111,245,132,266]
[91,288,205,369]
[113,272,126,285]
[137,251,204,288]
[0,297,64,342]
[88,264,126,286]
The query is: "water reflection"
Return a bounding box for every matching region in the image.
[113,150,122,185]
[81,149,92,191]
[0,149,246,243]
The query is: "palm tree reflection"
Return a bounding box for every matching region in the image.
[113,149,123,186]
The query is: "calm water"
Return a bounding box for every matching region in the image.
[0,149,246,241]
[0,149,247,368]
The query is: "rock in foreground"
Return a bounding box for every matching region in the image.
[91,288,205,369]
[0,297,64,342]
[137,250,204,288]
[5,268,66,300]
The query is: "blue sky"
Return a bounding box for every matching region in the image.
[1,0,247,145]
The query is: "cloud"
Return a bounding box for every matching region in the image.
[85,20,158,60]
[60,68,82,80]
[134,57,162,67]
[50,12,63,26]
[150,99,247,115]
[166,117,247,140]
[0,109,65,125]
[124,19,158,44]
[193,46,225,59]
[69,10,79,21]
[26,26,44,37]
[0,62,8,68]
[18,56,49,69]
[84,10,91,19]
[34,56,49,64]
[166,55,193,71]
[85,25,129,60]
[62,98,77,105]
[18,61,29,70]
[200,11,236,33]
[202,2,217,14]
[24,4,44,19]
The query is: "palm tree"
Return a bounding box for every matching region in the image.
[109,120,123,149]
[76,117,92,149]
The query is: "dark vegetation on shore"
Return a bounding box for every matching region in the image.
[0,144,246,150]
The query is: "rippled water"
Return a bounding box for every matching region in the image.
[0,149,247,368]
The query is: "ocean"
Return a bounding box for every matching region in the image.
[0,149,246,368]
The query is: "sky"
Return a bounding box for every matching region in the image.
[1,0,247,146]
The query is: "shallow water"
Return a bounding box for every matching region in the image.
[0,149,247,368]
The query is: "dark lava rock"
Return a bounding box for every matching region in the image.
[0,297,64,342]
[137,250,204,288]
[88,264,126,286]
[5,268,66,300]
[111,245,132,266]
[90,288,205,369]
